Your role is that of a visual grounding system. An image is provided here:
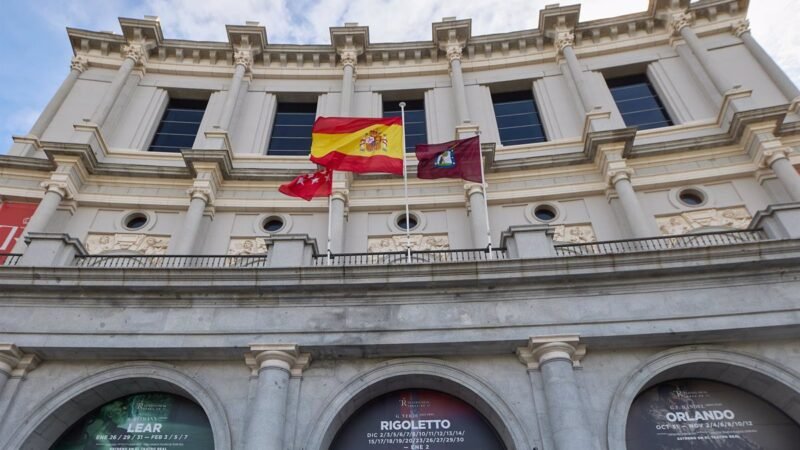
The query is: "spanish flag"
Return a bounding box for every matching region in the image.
[310,117,404,175]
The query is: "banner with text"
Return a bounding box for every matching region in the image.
[0,201,36,253]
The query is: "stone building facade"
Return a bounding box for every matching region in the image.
[2,0,800,449]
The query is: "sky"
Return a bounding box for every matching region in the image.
[0,0,798,154]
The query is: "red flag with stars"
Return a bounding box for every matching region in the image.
[278,168,333,201]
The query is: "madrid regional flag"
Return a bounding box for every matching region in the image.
[415,135,482,183]
[310,117,404,175]
[278,168,332,201]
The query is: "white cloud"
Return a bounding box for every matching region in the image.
[747,0,800,89]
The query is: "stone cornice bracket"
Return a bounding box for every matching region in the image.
[245,344,311,378]
[731,18,750,38]
[669,11,693,35]
[0,344,40,378]
[330,24,369,69]
[539,3,580,56]
[226,22,268,71]
[516,335,586,371]
[118,17,162,67]
[70,55,89,73]
[432,17,471,63]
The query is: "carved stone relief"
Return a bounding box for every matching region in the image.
[657,207,751,236]
[227,238,268,255]
[553,224,597,243]
[86,233,169,255]
[368,234,449,252]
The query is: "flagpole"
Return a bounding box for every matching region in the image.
[476,131,493,259]
[326,186,333,266]
[400,102,411,264]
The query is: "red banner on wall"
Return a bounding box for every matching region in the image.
[0,202,38,252]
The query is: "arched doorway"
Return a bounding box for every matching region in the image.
[330,388,506,450]
[51,391,214,449]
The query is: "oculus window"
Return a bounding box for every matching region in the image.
[383,99,427,152]
[491,90,547,146]
[148,98,207,153]
[607,74,673,130]
[267,102,317,155]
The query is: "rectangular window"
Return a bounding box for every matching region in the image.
[607,74,673,130]
[383,99,427,152]
[267,102,317,156]
[148,98,208,153]
[491,90,547,146]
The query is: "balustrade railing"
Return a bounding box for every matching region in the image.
[74,254,270,268]
[553,229,768,256]
[312,247,508,266]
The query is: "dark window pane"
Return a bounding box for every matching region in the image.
[492,90,547,146]
[148,98,208,153]
[267,102,316,155]
[607,74,673,129]
[383,99,427,151]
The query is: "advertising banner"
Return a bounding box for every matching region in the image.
[52,392,214,450]
[0,201,36,253]
[330,388,505,450]
[626,379,800,449]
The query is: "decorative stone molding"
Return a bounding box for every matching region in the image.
[554,30,575,53]
[368,234,449,253]
[122,43,147,65]
[657,207,752,235]
[670,11,694,35]
[187,186,214,204]
[445,42,463,62]
[70,55,89,73]
[464,182,485,197]
[227,238,268,255]
[553,224,596,243]
[764,148,794,168]
[339,48,358,68]
[0,344,39,378]
[245,344,311,377]
[732,19,750,38]
[85,233,169,255]
[606,167,634,186]
[516,335,586,370]
[40,180,71,199]
[233,49,253,70]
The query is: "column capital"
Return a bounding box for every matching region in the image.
[70,55,89,73]
[670,11,694,35]
[0,344,39,378]
[731,19,751,38]
[331,189,349,203]
[607,167,634,186]
[516,335,586,370]
[40,180,70,199]
[339,48,358,68]
[233,49,254,71]
[122,42,147,65]
[187,186,214,204]
[246,344,311,377]
[764,148,794,168]
[464,182,484,198]
[445,41,463,62]
[554,30,575,54]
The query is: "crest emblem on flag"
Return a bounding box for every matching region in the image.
[434,148,456,169]
[359,130,389,153]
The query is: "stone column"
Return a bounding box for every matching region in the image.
[339,50,357,116]
[672,13,734,96]
[765,149,800,202]
[217,51,251,131]
[517,336,598,450]
[244,345,310,450]
[466,183,489,248]
[0,345,22,395]
[329,189,348,254]
[170,187,212,255]
[733,19,800,102]
[12,180,69,253]
[91,43,145,127]
[445,42,471,124]
[609,169,658,238]
[17,56,89,156]
[557,32,599,113]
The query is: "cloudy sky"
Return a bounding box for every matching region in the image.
[0,0,797,153]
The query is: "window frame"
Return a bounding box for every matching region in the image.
[491,89,547,147]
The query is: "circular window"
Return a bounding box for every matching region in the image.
[678,189,705,207]
[123,212,148,230]
[533,205,557,222]
[261,216,285,232]
[396,214,419,231]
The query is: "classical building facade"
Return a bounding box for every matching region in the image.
[2,0,800,448]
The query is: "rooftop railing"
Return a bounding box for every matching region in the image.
[553,229,768,256]
[73,254,270,269]
[312,247,509,266]
[0,254,22,266]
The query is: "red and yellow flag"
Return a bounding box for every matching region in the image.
[310,117,404,175]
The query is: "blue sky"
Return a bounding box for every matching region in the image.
[1,0,797,154]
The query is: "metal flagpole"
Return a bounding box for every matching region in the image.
[400,102,412,264]
[326,173,333,266]
[476,131,493,259]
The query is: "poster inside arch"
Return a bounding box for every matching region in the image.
[626,378,800,449]
[52,392,214,449]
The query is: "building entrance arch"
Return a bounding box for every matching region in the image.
[3,361,231,450]
[304,358,531,450]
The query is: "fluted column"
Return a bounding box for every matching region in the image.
[244,345,310,450]
[609,169,658,238]
[339,50,357,116]
[733,19,799,102]
[445,42,471,124]
[170,187,212,255]
[765,149,800,202]
[217,51,251,131]
[91,43,145,127]
[672,12,734,96]
[557,31,599,113]
[466,183,489,248]
[518,336,598,450]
